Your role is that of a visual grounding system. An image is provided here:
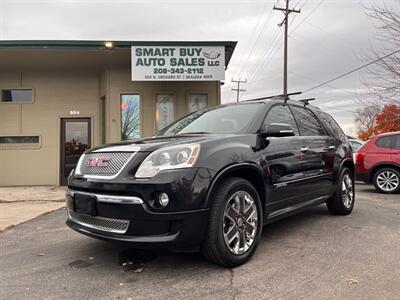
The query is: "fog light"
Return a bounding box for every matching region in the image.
[158,193,169,207]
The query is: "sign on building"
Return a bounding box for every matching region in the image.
[131,46,225,81]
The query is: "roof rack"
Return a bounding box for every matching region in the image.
[242,91,302,102]
[297,98,316,106]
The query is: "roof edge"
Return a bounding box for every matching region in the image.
[0,40,237,67]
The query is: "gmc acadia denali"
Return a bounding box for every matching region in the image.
[66,96,355,267]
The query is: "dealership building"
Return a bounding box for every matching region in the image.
[0,40,236,186]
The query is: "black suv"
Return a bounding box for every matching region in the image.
[66,97,355,267]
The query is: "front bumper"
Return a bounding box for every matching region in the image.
[65,190,209,250]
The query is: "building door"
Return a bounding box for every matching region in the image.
[60,118,91,185]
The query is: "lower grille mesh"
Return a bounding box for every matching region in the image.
[68,210,130,234]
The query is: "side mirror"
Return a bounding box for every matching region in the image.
[259,123,295,138]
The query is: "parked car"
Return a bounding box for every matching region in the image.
[66,97,355,267]
[356,132,400,194]
[349,138,364,161]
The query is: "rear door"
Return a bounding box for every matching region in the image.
[289,105,335,200]
[374,135,395,163]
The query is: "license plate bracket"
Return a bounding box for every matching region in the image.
[74,193,97,216]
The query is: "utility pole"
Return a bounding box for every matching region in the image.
[273,0,300,99]
[231,78,247,102]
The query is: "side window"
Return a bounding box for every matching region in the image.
[376,135,397,149]
[264,105,300,135]
[393,135,400,149]
[290,106,327,136]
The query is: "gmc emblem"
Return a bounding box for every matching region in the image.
[87,157,109,167]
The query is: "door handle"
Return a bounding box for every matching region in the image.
[324,146,336,151]
[300,147,310,152]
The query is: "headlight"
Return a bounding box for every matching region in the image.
[135,144,200,178]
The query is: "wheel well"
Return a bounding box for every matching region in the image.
[369,163,400,182]
[209,167,266,214]
[342,159,355,175]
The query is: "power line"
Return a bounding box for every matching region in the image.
[289,0,325,36]
[247,71,282,85]
[243,0,304,89]
[289,71,364,98]
[235,1,277,79]
[232,2,270,79]
[302,49,400,93]
[248,27,283,83]
[249,1,302,83]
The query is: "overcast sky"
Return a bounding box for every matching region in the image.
[1,0,398,135]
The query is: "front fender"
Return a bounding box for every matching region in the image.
[204,162,268,210]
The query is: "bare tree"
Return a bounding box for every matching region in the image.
[355,2,400,135]
[361,2,400,105]
[354,101,382,133]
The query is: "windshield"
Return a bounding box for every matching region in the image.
[157,103,263,136]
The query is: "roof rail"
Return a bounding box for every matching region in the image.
[242,91,302,102]
[297,98,316,106]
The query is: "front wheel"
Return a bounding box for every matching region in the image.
[327,167,355,215]
[201,177,263,267]
[373,168,400,194]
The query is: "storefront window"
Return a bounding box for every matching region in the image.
[155,94,175,132]
[121,94,141,140]
[187,93,208,113]
[1,89,33,103]
[0,135,41,149]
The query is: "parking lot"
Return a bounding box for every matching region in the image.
[1,183,399,300]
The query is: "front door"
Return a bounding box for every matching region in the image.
[60,118,91,185]
[261,104,306,212]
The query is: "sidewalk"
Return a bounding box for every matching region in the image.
[0,186,66,231]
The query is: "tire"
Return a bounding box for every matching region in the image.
[327,167,355,215]
[201,177,263,267]
[373,167,400,194]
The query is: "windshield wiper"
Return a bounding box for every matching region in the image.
[177,131,211,135]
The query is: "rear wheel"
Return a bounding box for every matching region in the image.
[201,177,263,267]
[373,168,400,194]
[327,167,355,215]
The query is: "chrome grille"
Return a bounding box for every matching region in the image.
[68,210,130,234]
[78,152,134,176]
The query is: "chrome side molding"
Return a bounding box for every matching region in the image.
[66,190,143,205]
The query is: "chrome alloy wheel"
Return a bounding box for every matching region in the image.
[223,191,258,255]
[377,171,400,192]
[342,173,354,209]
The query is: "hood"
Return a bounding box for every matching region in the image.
[87,134,218,153]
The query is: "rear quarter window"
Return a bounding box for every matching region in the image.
[316,111,347,140]
[395,135,400,149]
[376,135,400,149]
[290,106,327,136]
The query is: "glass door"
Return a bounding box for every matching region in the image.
[60,118,91,185]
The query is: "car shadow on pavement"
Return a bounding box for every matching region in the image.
[74,204,332,272]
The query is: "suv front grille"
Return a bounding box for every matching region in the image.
[77,152,134,176]
[68,210,130,234]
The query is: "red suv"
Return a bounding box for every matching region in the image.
[356,132,400,193]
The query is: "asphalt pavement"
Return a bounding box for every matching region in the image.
[1,183,399,300]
